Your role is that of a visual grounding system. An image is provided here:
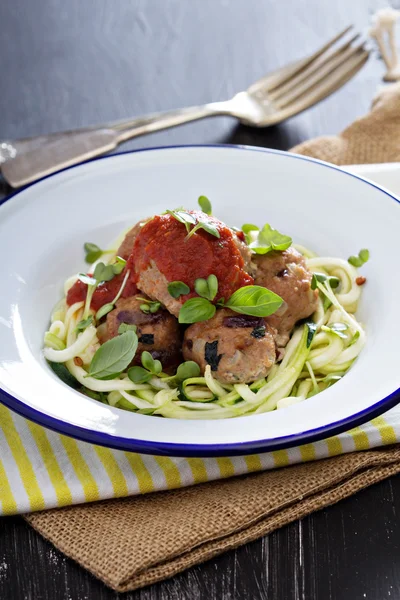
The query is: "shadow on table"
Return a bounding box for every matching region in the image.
[222,121,305,152]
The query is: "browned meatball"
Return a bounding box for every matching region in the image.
[234,234,256,276]
[182,308,276,384]
[132,212,254,318]
[253,247,318,347]
[117,219,149,260]
[106,295,181,370]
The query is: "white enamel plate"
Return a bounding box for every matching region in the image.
[1,146,399,456]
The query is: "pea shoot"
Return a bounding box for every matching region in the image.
[348,249,370,267]
[128,351,162,384]
[198,195,212,215]
[194,274,218,301]
[137,297,161,314]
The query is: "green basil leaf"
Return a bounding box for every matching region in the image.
[249,223,292,254]
[75,316,93,332]
[198,195,212,215]
[176,361,201,380]
[48,361,80,389]
[118,323,137,334]
[178,297,216,324]
[167,281,190,298]
[127,366,153,384]
[78,273,96,286]
[95,302,115,321]
[88,330,138,380]
[241,224,260,234]
[226,285,283,317]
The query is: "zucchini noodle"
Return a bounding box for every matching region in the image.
[44,247,366,419]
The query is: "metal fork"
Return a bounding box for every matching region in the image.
[0,26,368,188]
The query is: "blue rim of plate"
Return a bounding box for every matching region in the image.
[1,144,400,457]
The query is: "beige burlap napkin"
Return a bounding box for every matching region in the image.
[24,82,400,592]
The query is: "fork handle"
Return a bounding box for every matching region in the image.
[0,101,231,188]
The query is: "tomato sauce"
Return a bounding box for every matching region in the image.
[66,271,137,311]
[132,212,253,301]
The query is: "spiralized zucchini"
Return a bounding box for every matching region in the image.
[44,248,366,419]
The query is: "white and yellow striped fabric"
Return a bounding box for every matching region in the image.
[1,402,399,516]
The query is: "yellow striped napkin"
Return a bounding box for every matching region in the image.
[1,401,398,516]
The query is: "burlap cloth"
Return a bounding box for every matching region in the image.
[24,83,400,593]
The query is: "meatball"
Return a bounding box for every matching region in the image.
[117,219,149,260]
[132,211,254,317]
[182,308,276,384]
[234,233,256,276]
[253,247,318,347]
[106,295,181,370]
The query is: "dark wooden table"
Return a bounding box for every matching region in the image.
[1,1,400,599]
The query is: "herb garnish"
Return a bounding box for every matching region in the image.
[137,297,161,314]
[194,274,218,301]
[225,285,283,317]
[179,285,283,324]
[167,281,190,299]
[311,272,340,290]
[118,323,137,334]
[165,207,220,239]
[165,209,196,233]
[175,361,201,380]
[178,297,216,324]
[95,303,115,321]
[75,316,94,332]
[84,242,104,264]
[348,249,370,267]
[186,219,220,239]
[242,223,292,254]
[94,269,131,321]
[88,330,138,380]
[128,351,162,384]
[198,195,212,215]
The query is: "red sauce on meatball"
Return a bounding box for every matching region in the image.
[132,212,253,301]
[66,271,137,310]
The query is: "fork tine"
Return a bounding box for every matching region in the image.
[268,33,361,101]
[272,44,367,107]
[273,51,369,123]
[247,25,353,95]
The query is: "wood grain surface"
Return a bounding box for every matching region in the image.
[1,0,400,598]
